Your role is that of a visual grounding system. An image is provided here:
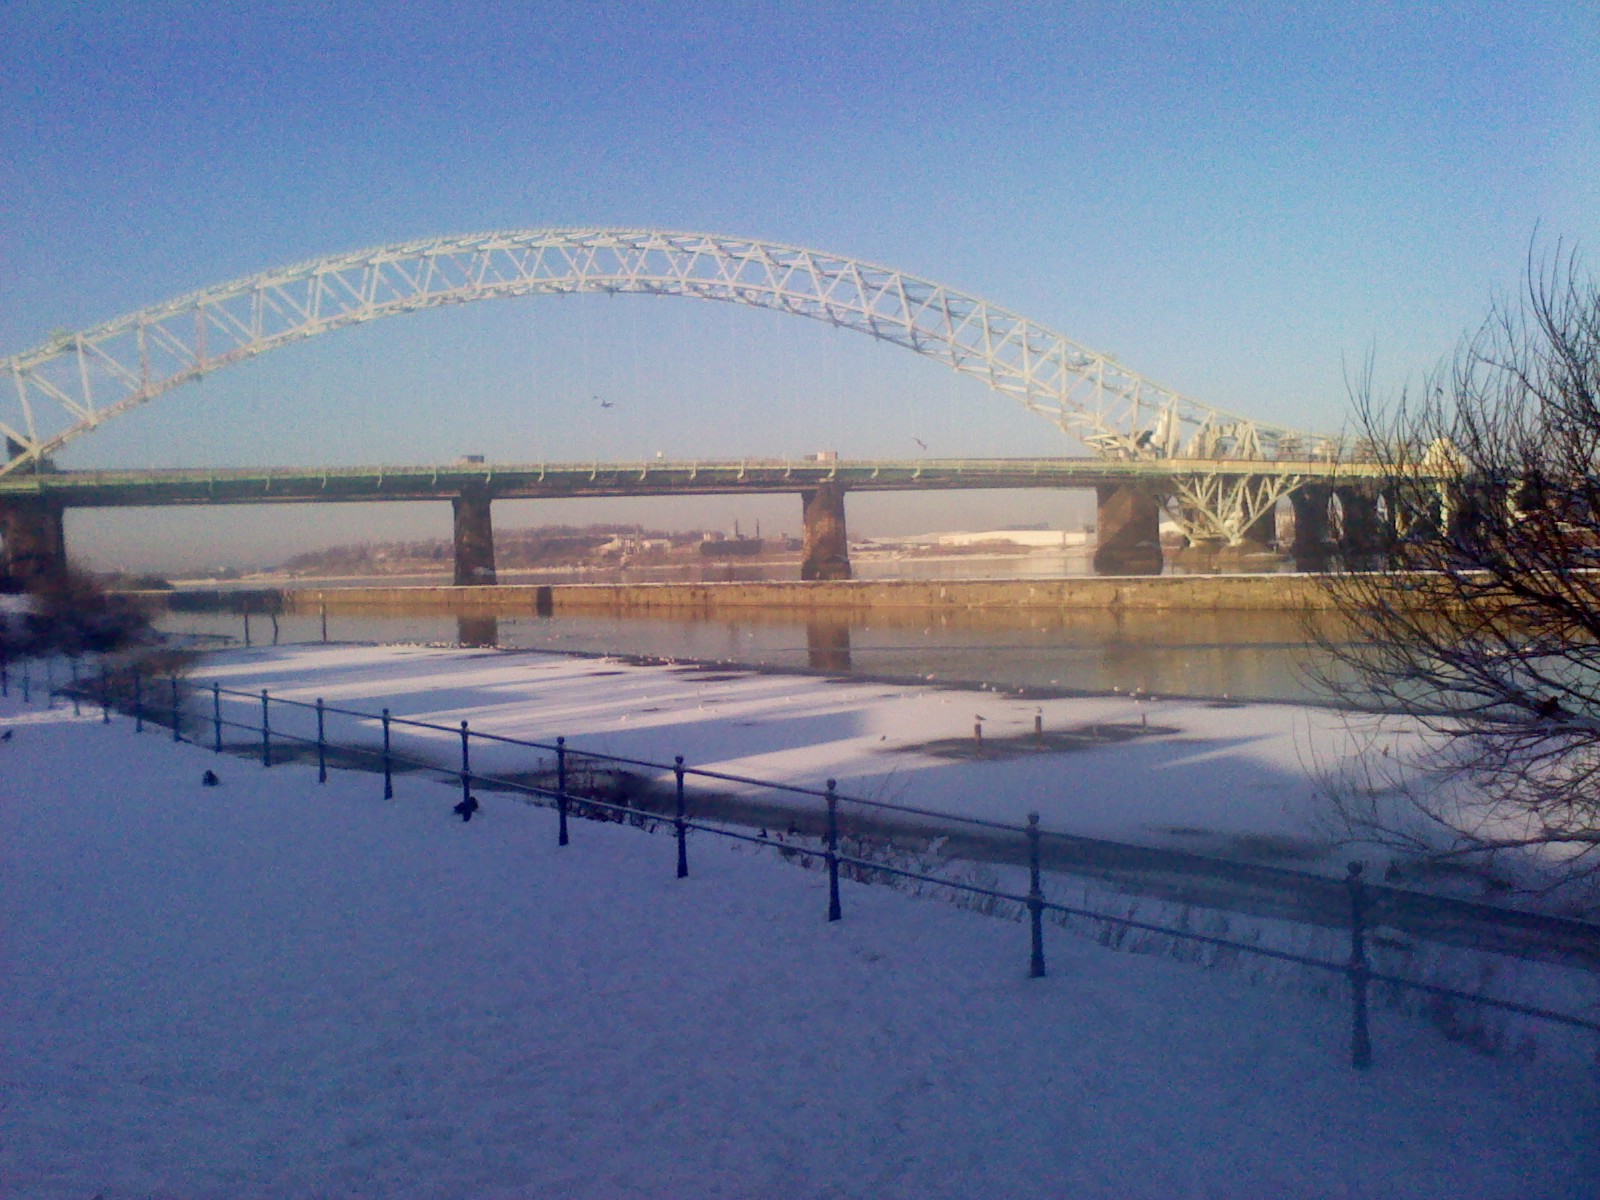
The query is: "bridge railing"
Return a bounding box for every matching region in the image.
[8,653,1599,1073]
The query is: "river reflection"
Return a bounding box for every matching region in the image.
[157,602,1355,705]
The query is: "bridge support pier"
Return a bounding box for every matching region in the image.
[1093,485,1163,575]
[452,486,497,586]
[800,482,851,581]
[1335,486,1386,560]
[1288,484,1332,566]
[0,497,68,586]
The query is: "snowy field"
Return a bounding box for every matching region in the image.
[3,646,1599,1197]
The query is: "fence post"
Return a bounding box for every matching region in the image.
[381,708,393,799]
[1346,861,1373,1070]
[21,658,30,705]
[44,657,54,708]
[70,658,81,716]
[243,602,251,648]
[556,736,569,846]
[260,689,271,768]
[320,600,328,643]
[131,666,141,732]
[212,683,222,752]
[101,666,110,724]
[825,779,842,922]
[316,698,327,783]
[674,755,689,878]
[1,650,7,696]
[170,675,181,742]
[1027,812,1047,978]
[459,720,472,808]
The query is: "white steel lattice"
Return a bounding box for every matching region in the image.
[0,228,1333,478]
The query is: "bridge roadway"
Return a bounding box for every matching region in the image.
[0,456,1378,584]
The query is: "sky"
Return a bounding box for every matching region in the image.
[2,1,1597,571]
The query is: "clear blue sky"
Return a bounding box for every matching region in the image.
[3,1,1596,570]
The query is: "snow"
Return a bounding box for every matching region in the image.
[196,643,1388,865]
[3,648,1598,1198]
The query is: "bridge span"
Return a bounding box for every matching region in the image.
[0,456,1384,584]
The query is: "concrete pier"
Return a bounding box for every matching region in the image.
[800,482,851,581]
[451,486,497,586]
[0,497,67,584]
[1093,484,1163,575]
[1334,486,1385,557]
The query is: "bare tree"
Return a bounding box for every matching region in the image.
[1315,252,1600,904]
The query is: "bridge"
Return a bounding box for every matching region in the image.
[0,227,1377,583]
[0,456,1388,583]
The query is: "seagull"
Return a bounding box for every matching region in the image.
[596,396,614,409]
[913,437,928,450]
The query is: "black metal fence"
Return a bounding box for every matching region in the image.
[7,652,1600,1071]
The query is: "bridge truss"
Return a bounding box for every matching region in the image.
[0,228,1340,541]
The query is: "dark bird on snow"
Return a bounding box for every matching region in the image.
[1,729,13,742]
[201,769,219,786]
[454,794,481,822]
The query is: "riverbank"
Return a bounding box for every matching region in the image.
[146,572,1337,617]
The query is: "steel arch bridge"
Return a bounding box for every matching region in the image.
[0,228,1343,543]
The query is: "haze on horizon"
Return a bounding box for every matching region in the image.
[4,2,1596,573]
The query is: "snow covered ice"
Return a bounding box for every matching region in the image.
[3,645,1597,1198]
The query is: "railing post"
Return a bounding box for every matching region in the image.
[1027,812,1047,978]
[212,683,222,752]
[316,698,327,783]
[320,600,328,643]
[131,666,141,732]
[22,658,30,705]
[243,602,251,648]
[101,666,110,724]
[1346,861,1373,1070]
[459,720,472,808]
[70,658,81,716]
[170,675,181,742]
[674,755,689,878]
[381,708,393,799]
[825,779,842,922]
[44,657,54,708]
[556,736,569,846]
[260,688,271,768]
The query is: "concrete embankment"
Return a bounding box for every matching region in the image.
[148,573,1338,616]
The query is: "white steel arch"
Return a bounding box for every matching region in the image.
[0,228,1332,478]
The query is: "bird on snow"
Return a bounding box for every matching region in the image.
[201,769,219,786]
[0,729,13,742]
[454,794,481,822]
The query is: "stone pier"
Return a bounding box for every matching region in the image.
[1334,486,1386,558]
[800,482,851,581]
[0,497,67,585]
[452,486,497,586]
[1092,484,1163,575]
[1288,483,1333,565]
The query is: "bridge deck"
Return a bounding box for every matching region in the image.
[0,458,1369,507]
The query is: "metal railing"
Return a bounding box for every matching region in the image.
[7,652,1600,1071]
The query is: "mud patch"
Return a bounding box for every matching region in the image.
[899,720,1180,761]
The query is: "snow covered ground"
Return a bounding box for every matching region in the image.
[194,643,1392,873]
[4,647,1599,1197]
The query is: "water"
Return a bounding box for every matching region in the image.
[156,601,1351,705]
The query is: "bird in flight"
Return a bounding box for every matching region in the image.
[912,437,928,451]
[596,396,614,409]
